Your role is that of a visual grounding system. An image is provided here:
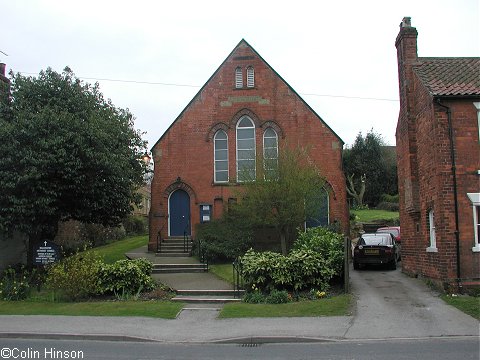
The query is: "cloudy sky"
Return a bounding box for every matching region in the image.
[2,0,478,148]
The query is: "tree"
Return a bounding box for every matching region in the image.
[233,147,325,255]
[343,130,398,207]
[0,67,148,261]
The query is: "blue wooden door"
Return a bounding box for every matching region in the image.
[169,190,191,236]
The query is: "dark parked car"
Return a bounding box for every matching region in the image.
[353,233,399,270]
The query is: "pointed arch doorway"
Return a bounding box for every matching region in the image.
[169,189,191,236]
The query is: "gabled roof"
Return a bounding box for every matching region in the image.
[413,57,480,97]
[152,39,343,150]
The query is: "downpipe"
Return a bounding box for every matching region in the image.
[436,99,462,291]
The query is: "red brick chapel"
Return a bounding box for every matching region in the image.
[148,40,349,252]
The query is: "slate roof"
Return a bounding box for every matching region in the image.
[413,57,480,97]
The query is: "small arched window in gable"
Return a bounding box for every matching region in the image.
[214,130,229,183]
[263,128,278,180]
[235,67,243,88]
[246,66,255,88]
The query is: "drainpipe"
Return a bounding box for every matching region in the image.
[436,99,461,291]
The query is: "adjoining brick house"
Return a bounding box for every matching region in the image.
[395,18,480,291]
[148,40,349,252]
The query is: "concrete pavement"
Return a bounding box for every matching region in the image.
[0,265,478,343]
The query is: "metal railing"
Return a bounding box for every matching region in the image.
[156,229,162,253]
[233,257,244,298]
[194,237,209,272]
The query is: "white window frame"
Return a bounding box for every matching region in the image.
[427,209,438,252]
[467,193,480,252]
[236,116,256,182]
[214,130,229,183]
[474,102,480,176]
[246,66,254,88]
[263,127,278,180]
[235,67,243,88]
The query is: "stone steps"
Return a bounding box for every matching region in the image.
[172,289,244,304]
[156,236,193,257]
[152,263,208,273]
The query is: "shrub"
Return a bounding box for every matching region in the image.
[82,223,126,247]
[46,251,103,300]
[122,215,148,235]
[294,227,344,275]
[243,290,266,304]
[195,217,253,263]
[0,266,36,301]
[98,258,156,295]
[265,289,289,304]
[376,202,399,212]
[381,194,399,203]
[240,248,337,293]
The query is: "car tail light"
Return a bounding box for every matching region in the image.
[384,248,393,254]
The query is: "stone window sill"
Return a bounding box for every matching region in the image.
[472,246,480,253]
[426,247,438,253]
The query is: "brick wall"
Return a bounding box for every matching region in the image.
[396,19,480,290]
[149,41,349,251]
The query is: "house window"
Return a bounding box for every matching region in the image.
[236,115,256,181]
[427,209,437,252]
[263,128,278,180]
[235,67,243,88]
[246,66,254,88]
[214,130,229,183]
[467,193,480,252]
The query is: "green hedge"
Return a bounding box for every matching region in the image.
[195,217,253,263]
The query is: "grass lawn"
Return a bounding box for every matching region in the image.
[352,209,399,223]
[0,300,183,319]
[85,235,148,263]
[210,263,236,284]
[219,294,352,318]
[441,295,480,320]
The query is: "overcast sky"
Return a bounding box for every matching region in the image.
[2,0,479,148]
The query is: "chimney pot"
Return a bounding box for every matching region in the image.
[400,17,412,28]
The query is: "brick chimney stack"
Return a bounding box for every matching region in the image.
[395,17,420,215]
[0,63,6,77]
[395,17,418,105]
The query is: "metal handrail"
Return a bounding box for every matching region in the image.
[156,229,162,253]
[232,257,243,298]
[156,222,166,253]
[194,237,209,272]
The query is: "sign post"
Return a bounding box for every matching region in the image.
[33,240,60,266]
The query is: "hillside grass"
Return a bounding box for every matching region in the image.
[351,209,399,223]
[84,235,148,263]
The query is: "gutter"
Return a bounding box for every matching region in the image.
[435,99,461,290]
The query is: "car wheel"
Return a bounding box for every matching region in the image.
[353,261,359,270]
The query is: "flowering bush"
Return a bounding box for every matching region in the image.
[46,251,104,300]
[0,266,36,301]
